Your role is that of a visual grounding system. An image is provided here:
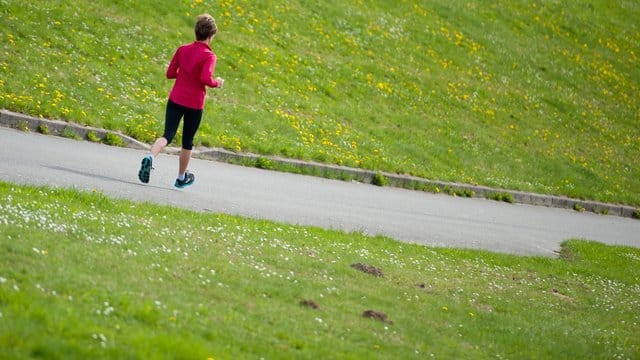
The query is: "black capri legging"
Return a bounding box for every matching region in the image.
[162,99,203,150]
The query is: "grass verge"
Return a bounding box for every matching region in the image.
[0,182,638,359]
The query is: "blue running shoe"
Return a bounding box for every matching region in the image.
[174,171,195,188]
[138,156,153,183]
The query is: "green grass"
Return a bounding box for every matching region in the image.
[61,126,81,141]
[103,132,125,147]
[37,124,49,135]
[86,130,100,143]
[488,192,515,204]
[1,1,639,206]
[1,181,639,359]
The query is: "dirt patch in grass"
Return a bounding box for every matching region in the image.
[351,263,384,277]
[362,310,393,324]
[300,299,320,309]
[551,288,574,302]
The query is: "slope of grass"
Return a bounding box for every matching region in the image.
[0,182,639,358]
[1,0,638,205]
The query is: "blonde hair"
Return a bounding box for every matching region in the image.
[195,14,217,41]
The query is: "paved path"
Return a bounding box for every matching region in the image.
[1,126,639,256]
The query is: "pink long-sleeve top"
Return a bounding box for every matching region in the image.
[166,41,220,110]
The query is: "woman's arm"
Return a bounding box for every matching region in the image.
[166,48,180,79]
[200,54,220,87]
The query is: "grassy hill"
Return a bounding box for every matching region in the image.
[1,0,639,205]
[1,182,639,358]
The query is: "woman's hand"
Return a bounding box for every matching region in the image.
[216,77,224,88]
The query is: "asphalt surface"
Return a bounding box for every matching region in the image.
[1,126,639,256]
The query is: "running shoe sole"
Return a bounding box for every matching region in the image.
[138,157,152,183]
[174,181,194,189]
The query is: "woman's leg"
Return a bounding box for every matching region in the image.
[160,100,184,152]
[150,137,168,157]
[178,149,192,175]
[139,100,184,184]
[178,107,203,175]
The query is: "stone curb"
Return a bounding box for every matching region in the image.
[0,109,149,150]
[2,109,638,219]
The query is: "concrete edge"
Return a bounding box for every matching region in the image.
[2,108,638,219]
[0,109,149,150]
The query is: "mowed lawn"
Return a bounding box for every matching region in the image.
[0,182,639,358]
[0,0,638,205]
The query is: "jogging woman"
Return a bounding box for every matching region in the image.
[138,14,224,188]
